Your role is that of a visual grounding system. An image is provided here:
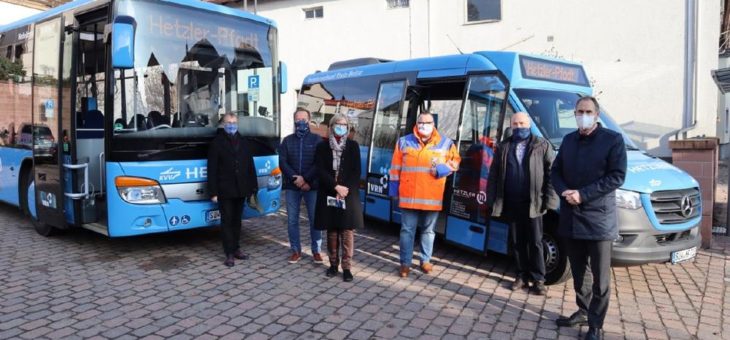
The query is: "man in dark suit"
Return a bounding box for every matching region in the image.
[208,112,259,267]
[487,112,558,295]
[551,96,627,340]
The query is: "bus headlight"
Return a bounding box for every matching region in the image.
[115,176,167,204]
[616,189,641,210]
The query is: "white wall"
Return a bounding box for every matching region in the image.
[246,0,720,157]
[0,3,40,26]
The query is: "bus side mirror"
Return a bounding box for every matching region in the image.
[111,16,136,69]
[279,61,288,94]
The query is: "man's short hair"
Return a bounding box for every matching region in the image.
[576,96,600,112]
[294,107,311,120]
[223,111,237,120]
[418,111,433,120]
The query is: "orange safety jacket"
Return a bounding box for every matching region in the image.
[388,126,461,211]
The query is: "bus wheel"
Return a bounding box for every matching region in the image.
[22,172,55,236]
[543,230,570,285]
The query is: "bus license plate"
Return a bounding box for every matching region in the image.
[206,210,220,223]
[671,247,696,264]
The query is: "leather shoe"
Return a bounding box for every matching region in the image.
[325,265,338,278]
[584,327,603,340]
[511,278,527,291]
[233,249,249,260]
[399,264,410,278]
[555,310,588,327]
[531,281,547,295]
[420,262,433,274]
[342,269,353,282]
[223,255,234,267]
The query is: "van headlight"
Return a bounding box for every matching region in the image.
[616,189,641,210]
[115,176,167,204]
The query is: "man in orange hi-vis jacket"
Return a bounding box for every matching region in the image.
[389,111,461,278]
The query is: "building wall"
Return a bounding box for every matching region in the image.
[0,2,40,26]
[241,0,720,157]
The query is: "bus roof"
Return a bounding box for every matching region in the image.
[303,53,501,84]
[0,0,276,33]
[477,51,592,94]
[305,51,593,95]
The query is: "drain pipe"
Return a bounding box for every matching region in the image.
[673,0,699,139]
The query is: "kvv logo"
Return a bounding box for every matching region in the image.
[159,167,207,181]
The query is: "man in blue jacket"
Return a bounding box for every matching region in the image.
[551,96,627,340]
[279,108,323,264]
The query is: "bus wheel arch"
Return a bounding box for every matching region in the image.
[19,161,56,236]
[543,210,570,285]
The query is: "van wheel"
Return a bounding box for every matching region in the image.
[22,172,55,236]
[543,230,570,285]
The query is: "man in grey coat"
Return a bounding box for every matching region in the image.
[487,112,558,295]
[551,96,627,340]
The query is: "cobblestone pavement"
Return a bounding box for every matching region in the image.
[0,203,728,340]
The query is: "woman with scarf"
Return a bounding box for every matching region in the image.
[313,113,363,282]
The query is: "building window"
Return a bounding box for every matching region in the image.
[386,0,409,8]
[304,7,323,19]
[466,0,501,23]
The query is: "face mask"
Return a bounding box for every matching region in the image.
[512,127,530,141]
[333,124,348,137]
[224,122,238,135]
[417,123,433,138]
[576,114,596,130]
[295,120,309,135]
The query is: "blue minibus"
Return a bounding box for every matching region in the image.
[297,51,701,284]
[0,0,286,236]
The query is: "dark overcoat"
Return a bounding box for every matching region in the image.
[313,139,364,230]
[207,130,258,200]
[550,125,627,241]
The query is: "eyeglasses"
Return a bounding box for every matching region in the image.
[417,121,434,125]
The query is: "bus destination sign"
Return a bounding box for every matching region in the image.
[519,56,589,86]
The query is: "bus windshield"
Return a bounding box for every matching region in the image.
[112,0,279,160]
[514,88,639,150]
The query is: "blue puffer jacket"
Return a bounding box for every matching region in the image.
[278,132,322,190]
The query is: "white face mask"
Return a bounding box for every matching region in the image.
[417,124,433,138]
[576,114,596,130]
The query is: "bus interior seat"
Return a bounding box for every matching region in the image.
[114,118,126,129]
[148,110,167,127]
[529,100,557,137]
[130,114,149,130]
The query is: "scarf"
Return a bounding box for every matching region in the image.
[329,134,347,181]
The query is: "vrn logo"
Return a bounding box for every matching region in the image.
[159,168,181,181]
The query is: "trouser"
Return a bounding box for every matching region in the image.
[507,202,545,282]
[327,229,354,270]
[219,198,245,255]
[567,238,612,329]
[399,209,438,266]
[285,189,321,253]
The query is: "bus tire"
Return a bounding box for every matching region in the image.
[21,170,56,236]
[543,229,570,285]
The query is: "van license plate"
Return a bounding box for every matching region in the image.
[206,210,220,223]
[671,247,696,264]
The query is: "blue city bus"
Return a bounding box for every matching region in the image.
[298,52,701,284]
[0,0,285,237]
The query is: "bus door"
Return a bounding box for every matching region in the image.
[30,16,69,233]
[365,80,408,222]
[443,74,509,254]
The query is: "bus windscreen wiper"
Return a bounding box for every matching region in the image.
[137,142,207,159]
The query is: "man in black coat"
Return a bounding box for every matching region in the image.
[208,112,258,267]
[486,112,558,295]
[551,96,627,340]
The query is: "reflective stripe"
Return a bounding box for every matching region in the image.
[401,166,432,174]
[399,197,443,206]
[391,164,402,170]
[389,175,400,181]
